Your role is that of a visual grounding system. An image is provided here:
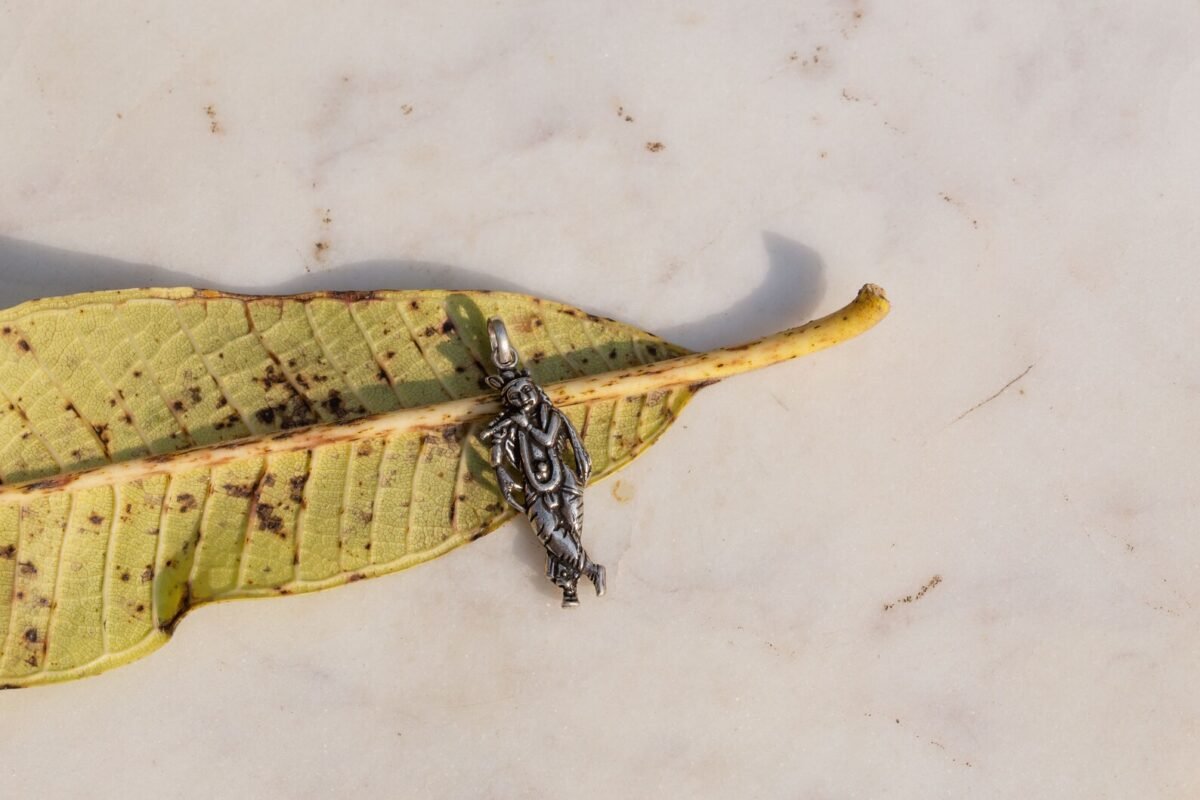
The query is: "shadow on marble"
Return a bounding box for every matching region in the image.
[0,235,536,306]
[0,232,827,349]
[657,232,827,350]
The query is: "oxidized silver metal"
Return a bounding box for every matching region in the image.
[480,318,606,607]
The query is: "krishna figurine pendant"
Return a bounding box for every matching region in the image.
[479,318,606,607]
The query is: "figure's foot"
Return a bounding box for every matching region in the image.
[561,587,579,608]
[589,563,607,597]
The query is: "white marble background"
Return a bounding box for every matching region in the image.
[1,2,1198,797]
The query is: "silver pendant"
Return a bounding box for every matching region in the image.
[479,318,606,607]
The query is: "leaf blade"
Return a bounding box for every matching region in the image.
[0,284,888,687]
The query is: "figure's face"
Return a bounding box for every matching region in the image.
[505,380,538,412]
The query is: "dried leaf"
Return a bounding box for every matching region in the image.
[0,285,888,687]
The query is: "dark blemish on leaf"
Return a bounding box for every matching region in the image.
[608,348,617,359]
[188,386,203,404]
[214,411,240,431]
[322,390,349,419]
[23,628,37,643]
[136,603,145,613]
[423,326,436,337]
[409,300,419,310]
[348,572,366,582]
[223,483,255,498]
[17,339,30,352]
[23,476,72,492]
[256,407,276,425]
[18,561,36,575]
[647,345,659,357]
[385,351,396,359]
[177,493,197,512]
[690,379,719,390]
[142,566,154,582]
[0,544,13,559]
[120,571,130,582]
[263,474,276,487]
[216,396,228,408]
[454,365,466,373]
[645,141,665,152]
[89,513,103,525]
[255,503,284,532]
[290,474,308,503]
[172,400,186,412]
[441,318,455,334]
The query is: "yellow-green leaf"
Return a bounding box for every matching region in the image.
[0,284,889,688]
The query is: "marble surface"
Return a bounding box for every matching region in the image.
[1,2,1198,797]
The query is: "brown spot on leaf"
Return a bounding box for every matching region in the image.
[322,390,349,419]
[18,561,36,575]
[23,628,37,643]
[254,503,284,532]
[89,513,104,526]
[289,474,308,503]
[645,141,665,152]
[223,483,255,498]
[177,493,197,513]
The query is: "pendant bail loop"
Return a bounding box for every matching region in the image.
[487,317,519,369]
